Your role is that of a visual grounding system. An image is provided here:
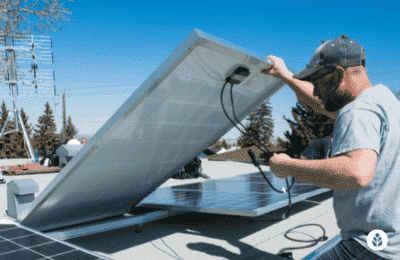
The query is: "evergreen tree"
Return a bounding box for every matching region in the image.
[33,102,60,156]
[0,102,36,158]
[276,137,287,150]
[10,131,25,158]
[12,108,34,158]
[237,102,274,149]
[0,100,14,158]
[210,139,231,152]
[64,116,78,140]
[395,90,400,100]
[20,108,33,138]
[281,103,335,158]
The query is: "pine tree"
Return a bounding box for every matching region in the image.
[33,102,60,157]
[281,103,335,158]
[237,102,274,149]
[276,137,287,150]
[395,90,400,100]
[11,108,34,158]
[20,108,32,137]
[210,139,231,152]
[0,102,36,158]
[9,131,25,158]
[0,100,14,158]
[64,116,78,140]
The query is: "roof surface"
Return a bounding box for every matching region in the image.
[0,159,340,260]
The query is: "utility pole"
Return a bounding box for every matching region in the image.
[63,90,66,129]
[60,89,70,143]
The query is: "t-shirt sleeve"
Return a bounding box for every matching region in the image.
[332,109,382,157]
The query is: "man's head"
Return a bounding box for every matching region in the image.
[294,34,372,112]
[311,65,370,112]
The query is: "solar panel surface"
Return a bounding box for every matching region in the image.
[0,220,109,259]
[139,173,330,217]
[20,29,286,231]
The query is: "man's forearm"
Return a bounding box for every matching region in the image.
[280,73,337,118]
[281,72,316,103]
[284,157,363,190]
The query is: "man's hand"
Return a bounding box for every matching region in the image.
[269,153,293,179]
[261,55,293,80]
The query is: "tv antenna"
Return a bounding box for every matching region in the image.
[0,34,56,161]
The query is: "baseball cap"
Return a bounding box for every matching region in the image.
[293,34,365,82]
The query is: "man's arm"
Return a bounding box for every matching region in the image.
[282,72,334,115]
[270,149,377,190]
[262,56,337,118]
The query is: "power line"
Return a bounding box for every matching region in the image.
[368,61,400,66]
[369,70,400,75]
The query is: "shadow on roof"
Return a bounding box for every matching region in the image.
[66,191,333,257]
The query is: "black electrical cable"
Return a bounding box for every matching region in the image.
[222,79,295,190]
[221,68,328,257]
[228,82,294,189]
[278,223,328,255]
[220,81,269,154]
[220,78,294,220]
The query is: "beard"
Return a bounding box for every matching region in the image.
[323,90,355,112]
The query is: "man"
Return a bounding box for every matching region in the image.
[262,34,400,259]
[81,137,87,145]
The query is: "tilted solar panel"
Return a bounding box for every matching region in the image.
[0,220,109,259]
[138,173,330,217]
[19,29,286,231]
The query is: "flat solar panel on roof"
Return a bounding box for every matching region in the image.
[138,172,330,217]
[0,220,109,260]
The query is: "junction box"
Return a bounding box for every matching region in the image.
[7,179,39,219]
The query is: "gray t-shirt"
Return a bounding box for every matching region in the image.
[331,84,400,259]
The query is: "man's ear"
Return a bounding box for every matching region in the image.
[336,66,346,74]
[335,66,346,81]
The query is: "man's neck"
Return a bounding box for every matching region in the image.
[351,78,374,98]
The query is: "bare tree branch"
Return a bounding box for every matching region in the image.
[0,0,76,91]
[0,0,75,35]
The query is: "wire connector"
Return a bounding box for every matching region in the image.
[277,252,293,259]
[247,149,260,167]
[226,66,250,85]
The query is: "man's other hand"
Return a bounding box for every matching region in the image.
[269,153,292,179]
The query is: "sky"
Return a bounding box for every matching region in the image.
[1,0,399,143]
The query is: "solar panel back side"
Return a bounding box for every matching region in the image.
[20,29,285,231]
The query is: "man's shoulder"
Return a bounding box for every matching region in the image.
[338,85,389,116]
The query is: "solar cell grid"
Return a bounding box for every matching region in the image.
[139,173,330,217]
[0,222,108,260]
[219,172,311,184]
